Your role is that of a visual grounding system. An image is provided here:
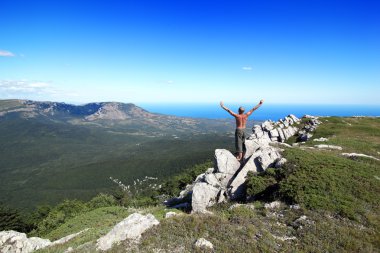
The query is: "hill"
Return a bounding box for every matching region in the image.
[1,116,378,253]
[0,99,238,210]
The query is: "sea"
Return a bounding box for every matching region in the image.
[139,103,380,121]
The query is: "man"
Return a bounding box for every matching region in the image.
[220,100,264,161]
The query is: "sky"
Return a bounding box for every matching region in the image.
[0,0,379,105]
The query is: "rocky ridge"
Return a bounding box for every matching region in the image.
[166,114,323,213]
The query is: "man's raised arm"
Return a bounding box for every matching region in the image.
[246,99,264,116]
[220,101,237,117]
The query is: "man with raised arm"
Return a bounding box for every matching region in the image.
[220,100,264,161]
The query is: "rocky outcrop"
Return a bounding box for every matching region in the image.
[0,231,50,253]
[96,213,159,251]
[167,114,301,213]
[0,228,88,253]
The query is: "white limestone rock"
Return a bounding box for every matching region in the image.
[165,212,178,218]
[191,182,220,213]
[0,231,51,253]
[265,201,282,209]
[214,149,240,175]
[313,137,328,142]
[314,144,342,150]
[195,238,213,250]
[96,213,159,251]
[341,153,380,161]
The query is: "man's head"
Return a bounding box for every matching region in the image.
[238,106,245,114]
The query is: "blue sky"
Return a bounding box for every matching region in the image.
[0,0,379,104]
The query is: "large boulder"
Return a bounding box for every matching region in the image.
[96,213,159,251]
[214,149,241,185]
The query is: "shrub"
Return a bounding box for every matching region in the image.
[87,193,117,209]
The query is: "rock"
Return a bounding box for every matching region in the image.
[191,182,220,213]
[228,155,260,199]
[261,121,274,131]
[96,213,159,251]
[243,139,262,159]
[51,228,89,246]
[204,173,220,188]
[277,128,286,142]
[290,204,301,210]
[194,238,213,250]
[272,235,297,241]
[205,168,215,174]
[165,212,178,218]
[274,158,287,168]
[341,153,380,161]
[229,203,255,211]
[264,201,282,209]
[214,149,241,175]
[288,114,300,123]
[314,144,342,150]
[297,133,313,142]
[0,231,51,253]
[313,137,328,142]
[256,147,281,170]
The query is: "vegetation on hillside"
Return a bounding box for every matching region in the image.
[1,117,379,252]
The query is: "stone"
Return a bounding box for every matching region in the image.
[277,128,286,142]
[191,182,220,213]
[261,121,274,131]
[194,238,213,250]
[165,212,178,218]
[229,203,255,211]
[228,155,260,199]
[313,137,328,142]
[264,201,282,209]
[205,167,215,174]
[204,173,220,188]
[297,133,313,142]
[269,129,279,138]
[243,139,261,159]
[96,213,159,251]
[341,153,380,161]
[0,231,51,253]
[314,144,342,150]
[274,158,287,168]
[51,228,89,246]
[214,149,241,175]
[256,147,281,170]
[288,114,300,123]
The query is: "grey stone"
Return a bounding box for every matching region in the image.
[96,213,159,251]
[195,238,213,250]
[214,149,240,175]
[191,182,220,213]
[314,144,342,150]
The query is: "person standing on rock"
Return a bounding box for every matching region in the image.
[220,100,264,161]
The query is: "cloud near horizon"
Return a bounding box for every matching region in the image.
[0,80,78,99]
[0,50,15,57]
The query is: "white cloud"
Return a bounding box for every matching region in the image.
[242,66,252,71]
[167,80,174,84]
[0,50,15,57]
[0,80,77,100]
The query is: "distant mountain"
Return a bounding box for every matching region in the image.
[0,99,232,135]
